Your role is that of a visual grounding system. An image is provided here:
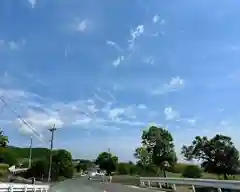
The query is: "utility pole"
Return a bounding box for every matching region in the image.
[48,124,56,182]
[108,148,111,160]
[107,148,112,183]
[108,148,111,175]
[28,137,33,168]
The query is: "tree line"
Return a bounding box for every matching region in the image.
[0,130,74,181]
[1,125,240,181]
[92,126,240,179]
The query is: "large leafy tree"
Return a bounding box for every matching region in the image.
[51,149,74,179]
[182,134,240,179]
[95,152,118,175]
[139,126,177,177]
[0,130,16,165]
[0,130,8,147]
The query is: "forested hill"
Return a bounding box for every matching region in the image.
[7,146,50,160]
[0,146,51,166]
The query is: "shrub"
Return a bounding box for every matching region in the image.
[182,165,202,178]
[169,163,188,173]
[26,158,48,179]
[117,163,130,175]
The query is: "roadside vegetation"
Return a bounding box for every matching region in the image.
[0,130,74,181]
[1,125,240,183]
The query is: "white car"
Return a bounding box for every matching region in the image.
[88,171,106,180]
[88,171,97,180]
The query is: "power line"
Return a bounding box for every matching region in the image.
[0,96,47,143]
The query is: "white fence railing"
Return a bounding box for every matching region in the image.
[0,183,49,192]
[140,177,240,192]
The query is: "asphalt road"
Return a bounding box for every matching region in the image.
[48,177,154,192]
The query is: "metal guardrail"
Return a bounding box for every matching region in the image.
[140,177,240,192]
[0,183,49,192]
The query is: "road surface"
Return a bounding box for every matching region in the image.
[48,177,155,192]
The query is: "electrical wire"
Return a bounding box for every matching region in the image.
[0,96,48,143]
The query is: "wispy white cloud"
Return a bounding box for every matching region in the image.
[96,88,116,103]
[143,56,155,65]
[152,14,159,23]
[187,118,196,125]
[106,40,123,52]
[28,0,37,8]
[72,116,92,126]
[138,104,147,109]
[94,88,116,105]
[0,89,93,140]
[112,56,124,67]
[108,108,125,120]
[151,76,185,95]
[128,24,144,51]
[76,20,88,32]
[164,107,179,120]
[0,86,150,142]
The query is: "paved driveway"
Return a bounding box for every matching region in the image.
[49,177,154,192]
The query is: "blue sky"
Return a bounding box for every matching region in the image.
[1,0,240,162]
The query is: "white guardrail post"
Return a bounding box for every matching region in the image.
[0,183,50,192]
[140,177,240,192]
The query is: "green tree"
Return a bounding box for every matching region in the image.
[75,162,88,172]
[0,148,17,165]
[140,126,177,177]
[134,147,151,171]
[167,163,189,173]
[51,149,74,180]
[0,131,17,166]
[0,130,8,147]
[95,152,118,175]
[127,161,138,175]
[182,134,240,180]
[182,165,202,178]
[79,159,93,170]
[27,158,48,179]
[117,163,130,175]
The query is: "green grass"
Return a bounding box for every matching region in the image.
[112,175,139,185]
